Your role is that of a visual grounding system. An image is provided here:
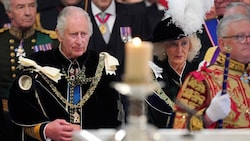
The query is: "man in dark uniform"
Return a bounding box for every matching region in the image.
[0,0,58,140]
[36,0,86,30]
[87,0,150,79]
[87,0,150,118]
[8,6,122,141]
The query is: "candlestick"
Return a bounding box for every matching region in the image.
[111,83,158,141]
[124,37,153,84]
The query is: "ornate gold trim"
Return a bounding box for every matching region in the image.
[39,54,105,109]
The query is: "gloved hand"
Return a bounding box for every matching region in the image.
[205,92,231,122]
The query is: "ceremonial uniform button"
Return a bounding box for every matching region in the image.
[31,39,36,43]
[10,52,15,57]
[9,39,14,44]
[12,74,16,78]
[11,66,16,71]
[10,59,15,64]
[10,46,15,51]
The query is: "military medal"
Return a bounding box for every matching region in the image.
[96,13,111,34]
[120,26,132,43]
[240,71,250,83]
[15,39,26,58]
[99,24,106,34]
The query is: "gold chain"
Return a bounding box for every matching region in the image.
[152,78,175,109]
[39,55,105,109]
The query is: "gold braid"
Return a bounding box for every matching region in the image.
[39,54,105,109]
[152,78,175,109]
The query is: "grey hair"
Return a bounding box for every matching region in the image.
[153,33,201,62]
[225,2,250,17]
[217,14,250,38]
[56,6,93,38]
[2,0,37,11]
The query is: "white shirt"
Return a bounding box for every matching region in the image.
[91,0,116,33]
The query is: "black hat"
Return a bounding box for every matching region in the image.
[152,17,186,42]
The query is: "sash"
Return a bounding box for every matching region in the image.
[204,18,219,47]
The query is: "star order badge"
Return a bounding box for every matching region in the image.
[240,71,250,83]
[99,24,106,34]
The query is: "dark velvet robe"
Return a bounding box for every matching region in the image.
[8,48,122,140]
[147,59,197,128]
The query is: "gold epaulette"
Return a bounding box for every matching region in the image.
[35,13,57,39]
[0,27,9,33]
[35,26,58,40]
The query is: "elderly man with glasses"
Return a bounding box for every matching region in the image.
[172,14,250,130]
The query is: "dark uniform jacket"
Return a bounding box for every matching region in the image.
[36,1,85,30]
[0,26,58,100]
[8,48,122,140]
[147,59,197,128]
[87,1,150,78]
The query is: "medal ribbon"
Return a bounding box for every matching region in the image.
[96,13,111,25]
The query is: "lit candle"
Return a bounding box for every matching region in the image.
[124,37,153,84]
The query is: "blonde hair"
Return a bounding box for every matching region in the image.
[153,33,201,62]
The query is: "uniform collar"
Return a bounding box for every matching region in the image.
[91,0,116,16]
[216,53,250,72]
[9,26,35,39]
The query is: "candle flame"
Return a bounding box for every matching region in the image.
[132,37,142,47]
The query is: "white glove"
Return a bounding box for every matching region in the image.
[205,92,231,122]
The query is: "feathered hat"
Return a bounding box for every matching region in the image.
[152,17,186,42]
[166,0,214,36]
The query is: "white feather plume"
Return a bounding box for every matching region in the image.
[167,0,214,35]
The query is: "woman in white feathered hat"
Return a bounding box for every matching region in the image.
[146,16,202,128]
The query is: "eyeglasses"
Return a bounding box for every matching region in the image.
[222,34,250,43]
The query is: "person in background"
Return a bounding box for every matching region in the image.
[36,0,86,30]
[87,0,150,78]
[146,16,201,128]
[244,0,250,4]
[8,6,123,141]
[0,0,58,140]
[193,0,243,67]
[224,2,250,17]
[202,5,218,48]
[205,5,217,21]
[173,14,250,130]
[214,0,244,19]
[204,2,250,65]
[117,0,167,36]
